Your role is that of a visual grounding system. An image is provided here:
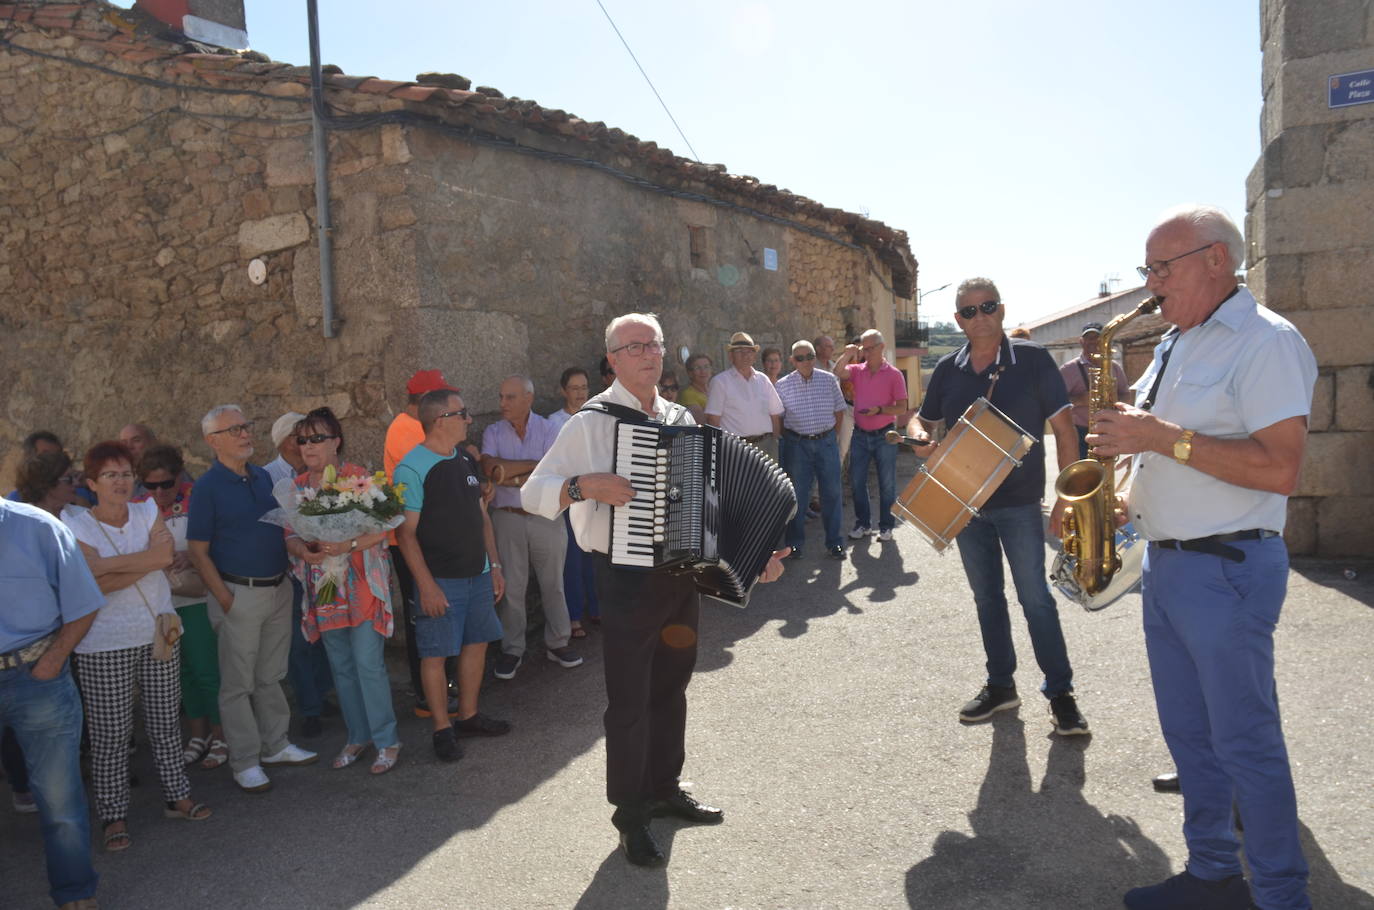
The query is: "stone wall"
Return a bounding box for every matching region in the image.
[0,6,905,478]
[1246,0,1374,556]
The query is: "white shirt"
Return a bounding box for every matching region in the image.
[704,367,783,436]
[264,455,297,486]
[522,380,688,554]
[1128,287,1317,540]
[63,499,175,653]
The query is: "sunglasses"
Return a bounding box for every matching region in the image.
[958,300,1001,320]
[793,353,816,361]
[437,408,470,420]
[142,479,177,490]
[296,433,339,446]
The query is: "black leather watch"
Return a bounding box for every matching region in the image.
[567,475,584,503]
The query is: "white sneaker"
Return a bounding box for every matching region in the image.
[877,529,894,542]
[849,526,871,539]
[261,743,319,766]
[233,765,273,793]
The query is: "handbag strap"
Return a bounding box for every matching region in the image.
[93,515,158,623]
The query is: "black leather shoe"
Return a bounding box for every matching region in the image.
[1152,771,1181,792]
[650,790,724,825]
[619,825,666,867]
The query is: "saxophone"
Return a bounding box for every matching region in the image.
[1050,296,1159,611]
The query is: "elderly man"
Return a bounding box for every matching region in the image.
[186,406,317,793]
[523,313,788,867]
[395,389,511,762]
[1,499,104,910]
[384,370,461,718]
[1059,323,1129,459]
[704,332,784,462]
[907,280,1088,736]
[264,411,332,738]
[833,330,908,540]
[1090,205,1317,910]
[482,376,581,680]
[775,340,847,560]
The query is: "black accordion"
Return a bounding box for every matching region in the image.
[609,419,796,607]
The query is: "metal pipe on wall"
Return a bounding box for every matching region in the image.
[306,0,337,338]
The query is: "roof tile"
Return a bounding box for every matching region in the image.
[356,78,407,95]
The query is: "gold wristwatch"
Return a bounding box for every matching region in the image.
[1172,429,1196,465]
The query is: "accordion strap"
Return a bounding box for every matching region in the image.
[580,400,691,427]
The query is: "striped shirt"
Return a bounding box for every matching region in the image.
[776,368,846,435]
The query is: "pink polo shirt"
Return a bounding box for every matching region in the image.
[845,361,908,431]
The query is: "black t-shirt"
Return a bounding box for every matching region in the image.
[394,446,487,579]
[919,336,1070,509]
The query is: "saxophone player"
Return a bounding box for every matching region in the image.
[906,278,1088,736]
[1089,205,1317,910]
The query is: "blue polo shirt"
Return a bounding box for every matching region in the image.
[185,460,287,578]
[0,500,104,652]
[919,335,1070,509]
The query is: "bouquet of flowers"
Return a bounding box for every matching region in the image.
[261,465,407,605]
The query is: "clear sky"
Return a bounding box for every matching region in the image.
[128,0,1263,325]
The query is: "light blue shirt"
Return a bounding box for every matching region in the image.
[1128,287,1317,540]
[776,368,846,435]
[481,414,561,509]
[0,500,105,653]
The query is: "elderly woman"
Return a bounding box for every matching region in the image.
[283,408,400,775]
[15,450,84,517]
[64,441,212,853]
[761,347,785,385]
[134,444,228,770]
[680,353,712,422]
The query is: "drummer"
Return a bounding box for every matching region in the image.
[905,277,1088,737]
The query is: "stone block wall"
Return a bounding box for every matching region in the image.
[1246,0,1374,556]
[0,10,903,479]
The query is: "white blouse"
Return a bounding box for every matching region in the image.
[63,500,175,654]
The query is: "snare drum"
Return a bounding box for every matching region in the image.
[891,398,1036,551]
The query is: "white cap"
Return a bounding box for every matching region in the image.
[271,412,306,448]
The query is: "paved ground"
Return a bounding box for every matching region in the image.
[4,437,1372,909]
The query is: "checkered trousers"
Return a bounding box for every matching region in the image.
[74,643,190,822]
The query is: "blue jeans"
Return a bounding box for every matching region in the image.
[0,659,98,906]
[849,428,897,532]
[321,624,399,750]
[954,502,1073,697]
[1143,539,1309,909]
[784,430,843,549]
[287,578,333,716]
[563,513,600,621]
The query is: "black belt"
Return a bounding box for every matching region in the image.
[744,434,774,444]
[1150,529,1280,564]
[783,429,832,440]
[855,424,894,435]
[220,571,286,587]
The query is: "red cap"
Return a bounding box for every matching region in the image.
[406,369,458,396]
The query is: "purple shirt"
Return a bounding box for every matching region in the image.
[481,414,560,509]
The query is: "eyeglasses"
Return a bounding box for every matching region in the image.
[793,353,816,361]
[1137,242,1215,280]
[208,421,254,438]
[608,340,666,358]
[660,384,679,392]
[59,472,81,486]
[98,470,135,481]
[437,408,470,420]
[142,478,177,490]
[957,300,1001,320]
[690,363,712,371]
[295,434,339,446]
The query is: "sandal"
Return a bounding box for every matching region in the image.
[182,736,210,766]
[163,800,212,821]
[103,820,131,852]
[570,622,587,639]
[333,744,367,769]
[200,738,229,769]
[370,744,401,775]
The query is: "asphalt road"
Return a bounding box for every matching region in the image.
[4,438,1372,909]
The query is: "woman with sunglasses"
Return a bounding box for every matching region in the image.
[283,408,400,775]
[135,444,229,770]
[64,441,213,852]
[14,450,84,517]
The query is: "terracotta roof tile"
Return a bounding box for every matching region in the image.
[355,77,407,95]
[389,84,440,102]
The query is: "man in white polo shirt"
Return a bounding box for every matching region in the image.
[704,331,784,462]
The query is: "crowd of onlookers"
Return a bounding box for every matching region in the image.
[2,323,911,909]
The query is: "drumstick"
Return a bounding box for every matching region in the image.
[885,429,934,448]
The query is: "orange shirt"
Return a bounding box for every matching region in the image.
[383,411,424,545]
